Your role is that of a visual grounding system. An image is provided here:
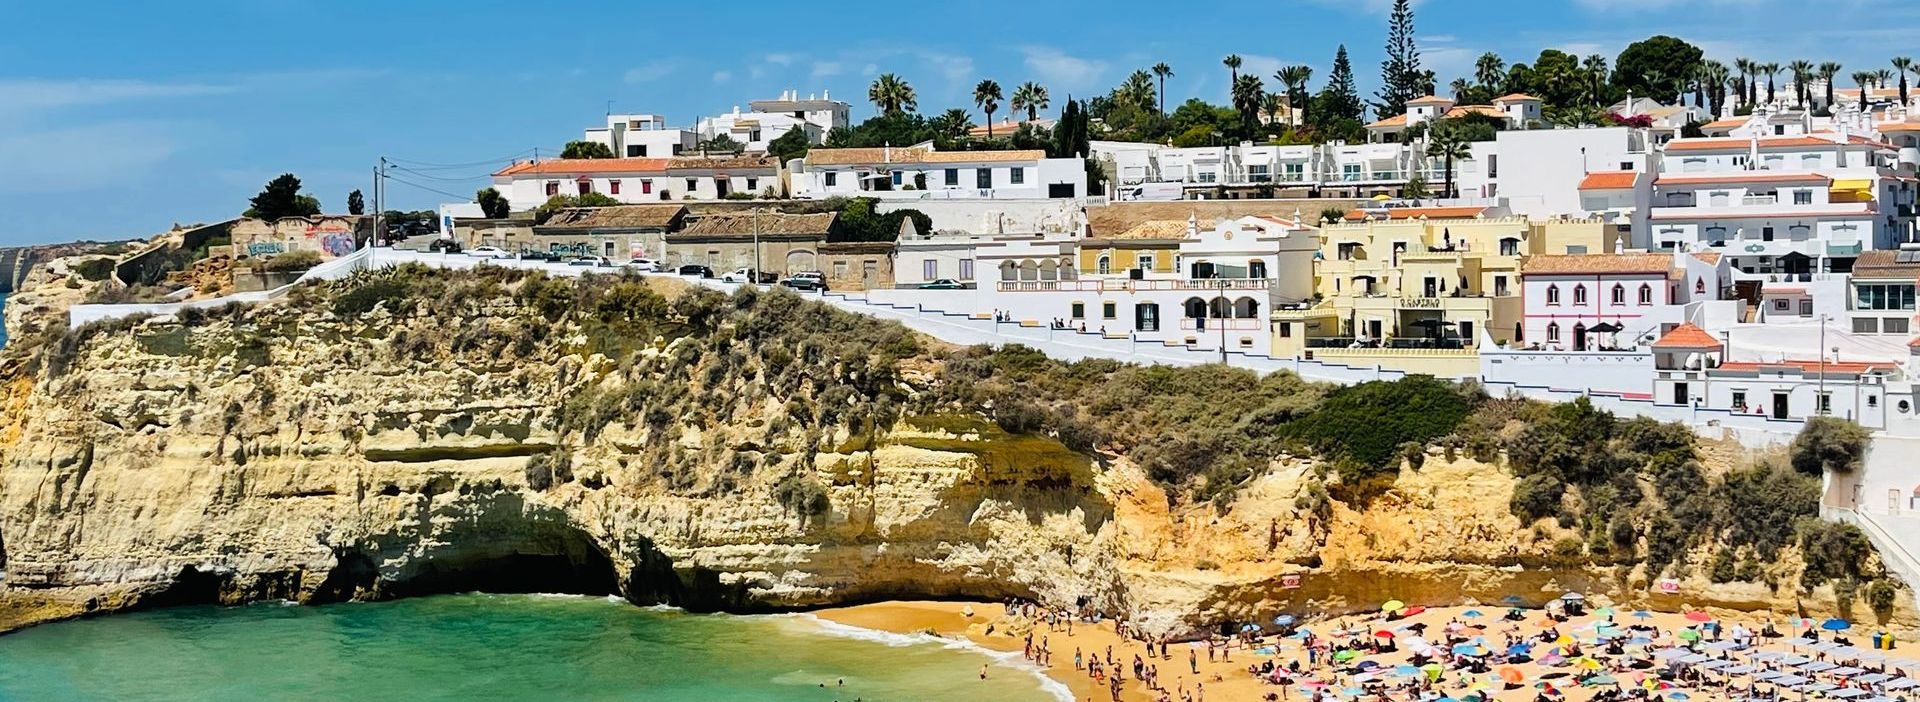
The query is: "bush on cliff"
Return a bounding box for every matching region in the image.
[1789,417,1870,476]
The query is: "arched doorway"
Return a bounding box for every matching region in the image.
[1573,323,1588,351]
[1135,302,1161,331]
[1234,297,1259,318]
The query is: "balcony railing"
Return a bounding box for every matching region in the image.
[1306,337,1470,350]
[995,278,1274,293]
[1178,318,1264,331]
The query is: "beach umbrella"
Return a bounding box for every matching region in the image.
[1508,643,1535,656]
[1374,630,1396,639]
[1394,664,1421,678]
[1683,611,1712,622]
[1503,595,1525,605]
[1463,609,1483,618]
[1632,610,1653,620]
[1343,687,1367,697]
[1562,592,1586,601]
[1585,675,1619,686]
[1453,643,1485,656]
[1823,618,1852,631]
[1668,693,1691,700]
[1422,663,1444,680]
[1382,599,1406,612]
[1402,605,1427,616]
[1499,667,1526,684]
[1535,618,1560,629]
[1334,649,1360,663]
[1594,607,1615,618]
[1678,629,1701,642]
[1275,614,1296,626]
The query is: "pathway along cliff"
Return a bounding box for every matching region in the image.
[0,263,1906,635]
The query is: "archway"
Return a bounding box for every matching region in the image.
[785,249,817,274]
[1234,297,1260,318]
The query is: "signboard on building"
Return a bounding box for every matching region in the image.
[1280,574,1301,589]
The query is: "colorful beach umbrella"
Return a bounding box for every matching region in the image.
[1462,609,1483,618]
[1632,610,1653,619]
[1499,667,1527,684]
[1822,618,1851,631]
[1275,614,1296,626]
[1374,630,1397,639]
[1685,611,1712,622]
[1678,629,1702,642]
[1585,675,1619,686]
[1382,599,1406,612]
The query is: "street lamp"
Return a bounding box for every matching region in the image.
[1217,277,1230,364]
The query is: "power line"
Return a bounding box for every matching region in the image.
[386,147,548,170]
[388,164,495,183]
[382,173,472,201]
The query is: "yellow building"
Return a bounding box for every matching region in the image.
[1270,207,1606,377]
[1075,219,1190,276]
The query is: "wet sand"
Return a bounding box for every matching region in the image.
[816,600,1908,702]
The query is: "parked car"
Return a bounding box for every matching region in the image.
[567,256,615,267]
[721,267,776,284]
[464,246,512,259]
[624,257,662,272]
[779,271,828,291]
[920,278,968,290]
[516,250,562,262]
[427,238,462,254]
[677,264,715,278]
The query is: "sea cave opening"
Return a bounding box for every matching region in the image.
[381,523,622,599]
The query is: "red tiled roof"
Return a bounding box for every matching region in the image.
[1651,323,1722,349]
[1523,253,1675,275]
[1407,95,1455,105]
[494,158,673,176]
[1713,360,1897,375]
[1665,135,1893,152]
[1701,117,1748,130]
[1579,171,1640,190]
[1691,252,1723,264]
[1492,93,1540,103]
[1342,206,1489,221]
[1654,173,1833,186]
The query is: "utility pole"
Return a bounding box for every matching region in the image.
[1818,314,1829,416]
[1217,277,1228,364]
[753,208,763,285]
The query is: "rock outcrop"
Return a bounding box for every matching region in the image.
[0,274,1906,635]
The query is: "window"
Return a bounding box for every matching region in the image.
[1070,302,1085,319]
[1499,238,1520,256]
[824,172,838,187]
[1732,391,1747,412]
[1102,302,1117,319]
[1854,318,1880,333]
[1611,284,1626,305]
[1794,190,1813,205]
[923,259,938,280]
[1547,323,1561,342]
[1856,283,1917,310]
[545,182,560,197]
[1283,163,1305,180]
[1761,226,1775,242]
[641,179,653,194]
[1546,285,1561,305]
[1819,393,1833,414]
[944,168,958,186]
[745,178,757,192]
[686,178,699,192]
[609,180,621,195]
[977,169,993,189]
[1337,243,1361,261]
[1010,167,1025,185]
[1888,318,1912,334]
[1248,165,1270,182]
[1573,285,1588,306]
[1131,254,1153,271]
[833,261,848,277]
[1870,395,1880,408]
[1198,170,1218,183]
[1494,275,1508,296]
[959,259,974,280]
[1639,284,1653,305]
[891,172,903,187]
[1342,164,1362,180]
[749,129,761,142]
[1096,254,1111,274]
[1799,300,1813,317]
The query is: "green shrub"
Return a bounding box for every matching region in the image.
[262,250,323,272]
[1799,520,1876,588]
[73,258,115,282]
[1510,473,1564,522]
[1789,417,1870,476]
[1868,578,1899,620]
[1290,376,1475,477]
[774,473,831,521]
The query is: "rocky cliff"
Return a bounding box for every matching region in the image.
[0,265,1905,635]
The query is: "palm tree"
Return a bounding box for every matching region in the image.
[1701,61,1731,116]
[1584,55,1609,106]
[930,108,974,140]
[1760,62,1781,105]
[1151,63,1174,116]
[1789,60,1814,108]
[1894,57,1915,106]
[1819,62,1843,112]
[1450,78,1472,102]
[1262,92,1286,129]
[1475,52,1505,90]
[1426,124,1473,199]
[1119,70,1156,112]
[1231,74,1265,139]
[1733,58,1755,108]
[1010,81,1050,122]
[1275,65,1312,127]
[973,79,1003,137]
[1224,54,1243,88]
[1854,71,1875,111]
[868,74,916,115]
[1878,68,1897,98]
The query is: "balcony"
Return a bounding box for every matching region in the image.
[1306,337,1471,350]
[1178,318,1264,331]
[995,278,1273,293]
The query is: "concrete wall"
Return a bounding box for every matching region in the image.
[876,199,1085,237]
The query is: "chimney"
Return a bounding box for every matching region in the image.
[1187,211,1200,238]
[884,143,891,163]
[822,89,831,100]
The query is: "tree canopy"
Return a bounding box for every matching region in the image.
[560,140,615,159]
[1614,35,1704,105]
[245,173,322,220]
[476,187,511,219]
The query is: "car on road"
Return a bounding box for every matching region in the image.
[677,264,715,278]
[516,250,562,262]
[779,271,828,291]
[624,257,662,272]
[721,267,776,284]
[567,256,615,268]
[464,246,512,259]
[427,238,462,254]
[919,278,968,290]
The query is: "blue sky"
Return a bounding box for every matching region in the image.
[2,0,1916,245]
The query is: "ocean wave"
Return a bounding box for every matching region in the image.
[783,614,1074,702]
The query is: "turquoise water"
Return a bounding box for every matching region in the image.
[0,594,1063,702]
[0,292,9,346]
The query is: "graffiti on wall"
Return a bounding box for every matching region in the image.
[246,242,286,257]
[320,233,357,256]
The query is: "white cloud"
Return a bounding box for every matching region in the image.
[623,61,677,84]
[811,61,846,78]
[860,63,879,77]
[918,51,975,85]
[0,78,235,119]
[712,70,733,83]
[1021,47,1108,92]
[1237,55,1292,83]
[764,53,797,66]
[0,121,175,192]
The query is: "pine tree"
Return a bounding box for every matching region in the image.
[1317,45,1364,123]
[1374,0,1423,118]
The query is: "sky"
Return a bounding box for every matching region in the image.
[3,0,1918,245]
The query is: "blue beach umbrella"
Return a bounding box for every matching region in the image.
[1508,643,1535,656]
[1453,643,1484,656]
[1276,614,1296,626]
[1668,693,1691,700]
[1502,595,1525,605]
[1632,610,1654,620]
[1463,610,1484,618]
[1821,618,1851,631]
[1394,664,1421,677]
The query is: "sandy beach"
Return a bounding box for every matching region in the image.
[817,600,1916,702]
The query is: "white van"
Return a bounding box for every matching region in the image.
[1118,182,1184,201]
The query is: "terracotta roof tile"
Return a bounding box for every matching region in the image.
[666,155,779,171]
[494,158,672,177]
[1492,93,1540,103]
[1342,206,1489,221]
[675,211,837,237]
[1406,95,1454,106]
[1111,219,1207,240]
[1850,250,1920,280]
[535,205,686,230]
[804,146,1047,166]
[1655,173,1833,186]
[1365,114,1410,129]
[1691,252,1723,264]
[1664,135,1893,152]
[1522,253,1676,275]
[1578,171,1641,190]
[1713,360,1896,376]
[1651,323,1722,349]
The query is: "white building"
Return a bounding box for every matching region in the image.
[1517,251,1732,352]
[747,91,851,135]
[489,156,781,210]
[1093,139,1439,199]
[1453,127,1654,238]
[1363,94,1545,143]
[583,114,694,158]
[694,91,847,153]
[1649,130,1916,278]
[789,145,1088,200]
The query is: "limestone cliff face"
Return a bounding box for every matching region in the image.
[0,282,1905,635]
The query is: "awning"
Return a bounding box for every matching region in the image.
[1831,178,1875,193]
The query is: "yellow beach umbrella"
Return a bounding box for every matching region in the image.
[1382,600,1406,613]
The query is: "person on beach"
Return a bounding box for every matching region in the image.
[1075,647,1083,671]
[1191,647,1200,673]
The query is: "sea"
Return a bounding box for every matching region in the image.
[0,594,1066,701]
